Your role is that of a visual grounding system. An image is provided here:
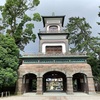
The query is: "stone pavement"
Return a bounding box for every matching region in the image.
[0,92,100,100]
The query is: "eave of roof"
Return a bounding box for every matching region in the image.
[38,33,69,39]
[42,15,65,27]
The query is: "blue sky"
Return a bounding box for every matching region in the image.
[0,0,100,53]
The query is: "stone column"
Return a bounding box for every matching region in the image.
[37,77,43,95]
[67,77,73,94]
[22,76,26,93]
[16,77,23,94]
[87,77,96,94]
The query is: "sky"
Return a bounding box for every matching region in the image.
[0,0,100,54]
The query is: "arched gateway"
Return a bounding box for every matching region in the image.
[17,15,95,95]
[43,71,67,92]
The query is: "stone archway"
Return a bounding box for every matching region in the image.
[73,73,88,93]
[22,73,37,93]
[43,71,67,92]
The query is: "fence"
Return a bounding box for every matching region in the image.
[0,91,10,97]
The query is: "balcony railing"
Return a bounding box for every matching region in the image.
[39,30,67,33]
[21,52,87,57]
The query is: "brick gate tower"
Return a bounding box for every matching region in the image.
[17,15,95,95]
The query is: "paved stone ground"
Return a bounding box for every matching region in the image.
[1,92,100,100]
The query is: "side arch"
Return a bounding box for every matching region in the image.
[22,72,37,77]
[72,72,88,93]
[18,71,38,78]
[22,73,37,93]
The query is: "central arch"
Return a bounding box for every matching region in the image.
[43,71,66,92]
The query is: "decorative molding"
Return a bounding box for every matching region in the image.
[23,58,87,64]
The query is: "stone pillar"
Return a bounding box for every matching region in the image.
[87,77,96,94]
[37,77,43,95]
[16,77,23,94]
[22,76,26,93]
[67,77,73,94]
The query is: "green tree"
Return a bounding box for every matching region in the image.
[0,34,19,89]
[88,57,100,82]
[66,17,92,53]
[66,16,100,83]
[89,37,100,60]
[97,7,100,59]
[0,0,41,50]
[91,7,100,82]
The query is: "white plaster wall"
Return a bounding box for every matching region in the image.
[40,35,67,39]
[42,43,66,54]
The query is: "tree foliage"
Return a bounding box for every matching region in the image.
[66,16,100,83]
[66,17,92,53]
[0,34,19,88]
[89,37,100,59]
[0,0,41,50]
[87,38,100,81]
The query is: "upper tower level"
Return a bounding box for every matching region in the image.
[42,15,65,33]
[38,15,69,54]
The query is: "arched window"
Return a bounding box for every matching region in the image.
[49,25,58,32]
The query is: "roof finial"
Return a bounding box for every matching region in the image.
[52,12,55,16]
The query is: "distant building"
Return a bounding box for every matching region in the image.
[16,15,95,94]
